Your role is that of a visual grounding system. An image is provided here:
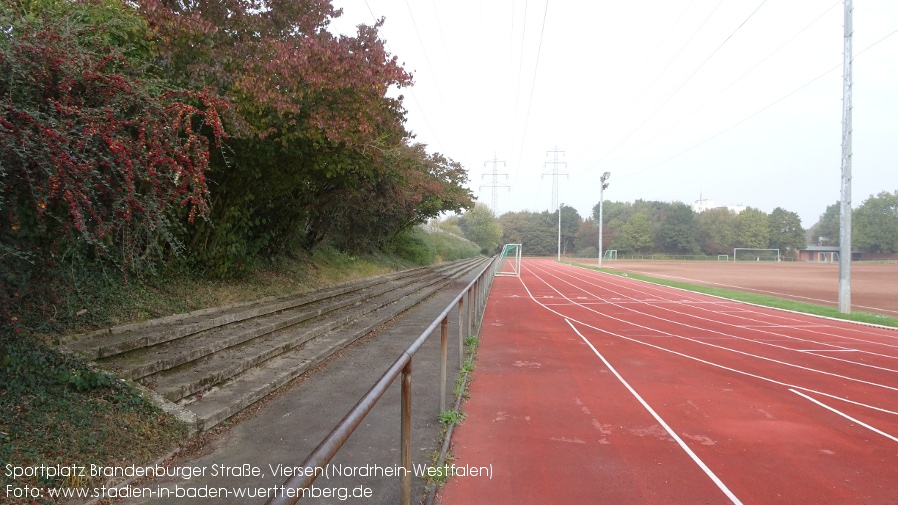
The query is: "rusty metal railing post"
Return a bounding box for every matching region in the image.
[466,287,473,342]
[457,298,464,369]
[471,278,480,333]
[439,316,448,412]
[401,359,413,505]
[265,257,499,505]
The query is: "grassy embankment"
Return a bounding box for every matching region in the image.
[0,228,480,504]
[568,262,898,328]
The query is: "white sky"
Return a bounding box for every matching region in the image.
[327,0,898,228]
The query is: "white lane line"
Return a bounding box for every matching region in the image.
[789,389,898,444]
[564,319,743,505]
[797,349,860,353]
[515,267,898,417]
[553,261,898,350]
[526,265,898,390]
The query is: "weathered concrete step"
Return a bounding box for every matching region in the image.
[147,269,456,402]
[60,266,433,360]
[183,267,471,431]
[98,270,446,381]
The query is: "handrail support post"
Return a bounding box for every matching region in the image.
[401,359,413,505]
[439,317,448,412]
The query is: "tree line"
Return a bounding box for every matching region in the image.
[1,0,473,332]
[448,191,898,258]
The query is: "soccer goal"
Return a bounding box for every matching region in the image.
[603,249,618,260]
[495,243,522,277]
[717,254,729,261]
[733,248,780,262]
[817,251,839,263]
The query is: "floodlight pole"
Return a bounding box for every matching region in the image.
[598,172,610,268]
[839,0,853,313]
[557,203,563,262]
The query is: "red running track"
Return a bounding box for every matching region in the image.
[438,259,898,505]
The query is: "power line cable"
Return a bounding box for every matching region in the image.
[363,0,446,154]
[403,0,469,159]
[615,27,898,182]
[568,0,698,169]
[598,0,768,167]
[597,0,840,172]
[509,0,529,159]
[512,0,550,186]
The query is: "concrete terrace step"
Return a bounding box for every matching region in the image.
[61,267,432,360]
[144,269,454,403]
[60,257,487,432]
[98,270,446,382]
[184,265,477,431]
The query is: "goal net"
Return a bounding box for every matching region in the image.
[495,244,522,277]
[603,249,617,260]
[733,248,780,262]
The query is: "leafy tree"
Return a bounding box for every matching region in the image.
[574,218,599,255]
[767,207,805,253]
[854,191,898,254]
[735,208,769,249]
[434,216,464,237]
[459,203,503,254]
[659,202,699,254]
[139,0,467,274]
[809,201,840,246]
[0,1,225,331]
[559,205,582,255]
[499,211,556,256]
[617,213,655,254]
[696,207,737,255]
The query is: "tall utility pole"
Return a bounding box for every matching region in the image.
[542,147,568,262]
[541,146,568,213]
[480,153,509,214]
[839,0,853,313]
[598,172,610,268]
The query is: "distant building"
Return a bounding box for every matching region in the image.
[691,196,746,215]
[692,198,717,213]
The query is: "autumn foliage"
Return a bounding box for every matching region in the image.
[1,0,473,332]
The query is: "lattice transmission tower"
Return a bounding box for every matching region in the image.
[481,153,509,214]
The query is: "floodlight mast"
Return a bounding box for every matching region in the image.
[838,0,853,313]
[598,172,610,268]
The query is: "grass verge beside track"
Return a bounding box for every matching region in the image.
[566,262,898,329]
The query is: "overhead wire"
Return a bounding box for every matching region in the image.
[403,0,469,160]
[615,27,898,182]
[595,0,768,170]
[605,0,841,172]
[512,0,550,187]
[363,0,446,154]
[510,0,529,157]
[568,0,698,169]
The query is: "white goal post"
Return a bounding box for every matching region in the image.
[603,249,617,260]
[733,248,781,262]
[495,244,522,277]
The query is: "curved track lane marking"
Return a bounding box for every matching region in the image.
[524,263,898,392]
[601,264,898,316]
[564,319,743,505]
[575,263,898,345]
[544,262,898,361]
[517,263,898,417]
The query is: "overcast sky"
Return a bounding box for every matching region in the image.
[327,0,898,228]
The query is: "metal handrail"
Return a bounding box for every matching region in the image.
[265,255,499,505]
